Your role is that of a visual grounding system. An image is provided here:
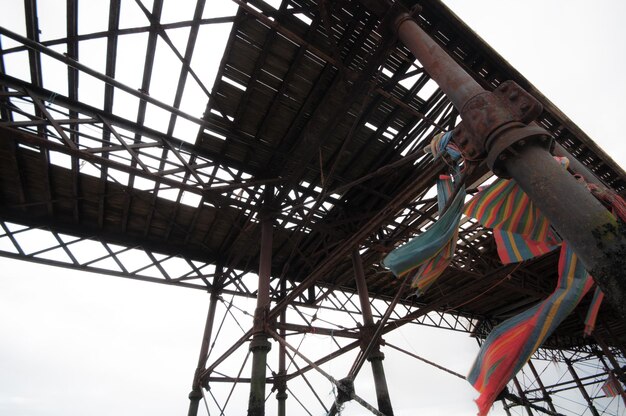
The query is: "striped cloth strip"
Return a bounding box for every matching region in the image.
[467,243,594,416]
[584,286,604,336]
[601,373,622,397]
[492,229,559,265]
[383,174,465,295]
[464,178,553,243]
[409,176,461,295]
[465,174,604,332]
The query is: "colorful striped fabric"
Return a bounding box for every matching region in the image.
[383,174,465,290]
[584,286,604,336]
[464,178,554,244]
[467,243,594,416]
[383,131,466,295]
[492,229,560,264]
[601,373,622,397]
[409,228,459,295]
[464,172,604,331]
[429,131,462,162]
[408,176,461,295]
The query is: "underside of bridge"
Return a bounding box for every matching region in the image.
[1,1,625,415]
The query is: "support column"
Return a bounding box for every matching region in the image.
[247,210,273,416]
[187,267,222,416]
[564,358,600,416]
[527,360,557,413]
[275,280,288,416]
[352,249,394,416]
[391,10,626,320]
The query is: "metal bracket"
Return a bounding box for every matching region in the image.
[452,80,552,176]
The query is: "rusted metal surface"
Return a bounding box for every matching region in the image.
[391,8,626,320]
[188,283,222,416]
[247,212,274,416]
[395,12,550,166]
[266,327,387,416]
[1,0,626,414]
[394,12,483,110]
[352,250,394,416]
[505,145,626,320]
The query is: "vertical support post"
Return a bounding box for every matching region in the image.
[352,249,394,416]
[276,279,288,416]
[187,265,223,416]
[564,358,600,416]
[247,202,273,416]
[527,360,557,413]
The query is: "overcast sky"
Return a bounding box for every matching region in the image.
[1,1,625,416]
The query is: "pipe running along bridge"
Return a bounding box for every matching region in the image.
[0,0,625,415]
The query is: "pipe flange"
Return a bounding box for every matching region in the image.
[486,123,553,178]
[249,337,272,352]
[367,350,385,362]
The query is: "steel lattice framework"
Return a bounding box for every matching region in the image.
[1,0,625,415]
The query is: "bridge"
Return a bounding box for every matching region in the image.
[1,1,625,415]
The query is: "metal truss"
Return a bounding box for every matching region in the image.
[505,346,626,416]
[2,1,626,416]
[0,216,478,334]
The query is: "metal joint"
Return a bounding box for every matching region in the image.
[359,324,383,351]
[451,80,551,176]
[366,349,385,362]
[486,122,552,177]
[188,389,203,400]
[271,370,288,395]
[253,306,273,333]
[249,337,272,353]
[336,377,355,404]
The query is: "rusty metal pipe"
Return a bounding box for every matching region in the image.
[352,250,395,416]
[395,13,483,111]
[247,212,274,416]
[504,145,626,319]
[352,249,375,325]
[187,286,221,416]
[393,12,626,320]
[276,280,288,416]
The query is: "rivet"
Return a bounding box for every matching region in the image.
[509,91,519,100]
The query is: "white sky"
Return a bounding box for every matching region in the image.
[1,1,625,416]
[445,0,626,168]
